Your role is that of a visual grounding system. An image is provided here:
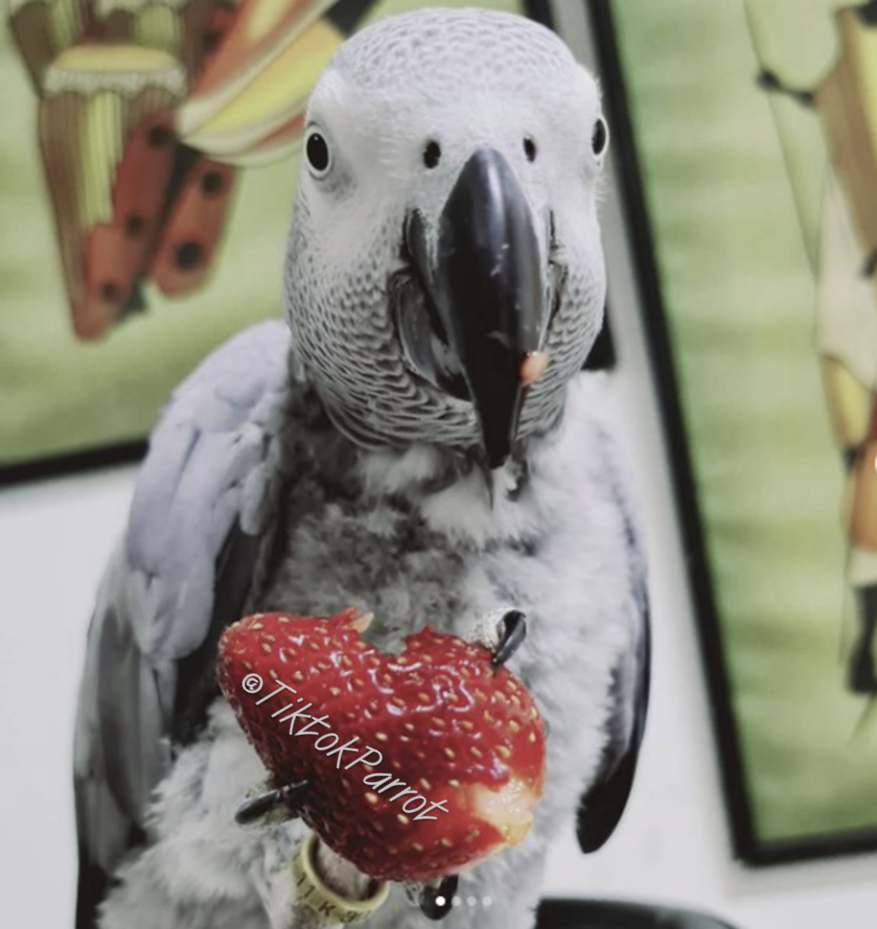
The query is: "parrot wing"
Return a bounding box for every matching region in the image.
[73,320,294,927]
[575,427,651,853]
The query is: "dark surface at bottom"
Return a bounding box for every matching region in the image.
[536,899,740,929]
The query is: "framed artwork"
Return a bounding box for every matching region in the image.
[589,0,877,862]
[0,0,537,483]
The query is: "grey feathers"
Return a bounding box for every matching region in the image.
[75,321,295,926]
[126,321,292,663]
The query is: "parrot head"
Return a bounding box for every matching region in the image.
[284,8,608,469]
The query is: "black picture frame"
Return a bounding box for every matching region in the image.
[584,0,877,864]
[0,440,148,487]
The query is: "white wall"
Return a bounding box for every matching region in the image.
[0,466,134,922]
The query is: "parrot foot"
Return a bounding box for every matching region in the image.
[234,779,309,824]
[491,609,527,668]
[405,874,459,920]
[468,608,528,668]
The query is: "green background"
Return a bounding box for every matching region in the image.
[613,0,877,846]
[0,0,520,467]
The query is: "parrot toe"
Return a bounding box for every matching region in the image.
[491,609,528,668]
[417,874,459,921]
[234,779,309,824]
[466,608,528,667]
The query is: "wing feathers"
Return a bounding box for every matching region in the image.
[75,321,292,925]
[576,419,651,852]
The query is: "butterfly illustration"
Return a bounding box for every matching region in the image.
[7,0,378,338]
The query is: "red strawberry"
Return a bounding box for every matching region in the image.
[217,609,546,882]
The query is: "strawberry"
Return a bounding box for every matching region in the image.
[217,609,546,882]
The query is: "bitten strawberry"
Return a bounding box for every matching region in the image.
[217,610,546,882]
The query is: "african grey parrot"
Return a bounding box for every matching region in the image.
[73,8,649,929]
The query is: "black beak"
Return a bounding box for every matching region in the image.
[402,148,546,469]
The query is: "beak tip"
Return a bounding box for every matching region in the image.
[350,611,374,633]
[520,351,549,386]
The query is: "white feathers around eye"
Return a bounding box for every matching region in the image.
[293,7,611,282]
[299,52,606,223]
[300,9,608,197]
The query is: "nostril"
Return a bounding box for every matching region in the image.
[423,140,441,169]
[523,137,537,162]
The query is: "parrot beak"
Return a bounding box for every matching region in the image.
[400,148,548,469]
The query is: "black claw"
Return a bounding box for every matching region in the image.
[419,874,458,920]
[491,609,527,668]
[234,780,308,825]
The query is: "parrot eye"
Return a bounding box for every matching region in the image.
[305,131,331,177]
[423,140,441,169]
[591,117,609,157]
[523,137,537,162]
